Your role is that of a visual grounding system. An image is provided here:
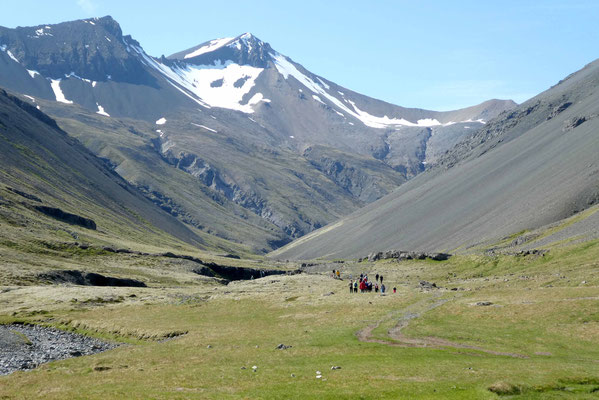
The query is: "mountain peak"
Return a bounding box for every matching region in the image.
[168,33,273,68]
[234,32,263,44]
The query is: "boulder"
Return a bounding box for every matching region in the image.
[419,281,437,290]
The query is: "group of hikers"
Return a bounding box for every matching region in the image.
[332,270,396,294]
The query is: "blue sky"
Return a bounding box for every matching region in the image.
[1,0,598,110]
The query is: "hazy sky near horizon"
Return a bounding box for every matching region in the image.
[1,0,598,110]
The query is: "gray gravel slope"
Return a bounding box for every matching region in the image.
[272,60,599,260]
[0,324,118,375]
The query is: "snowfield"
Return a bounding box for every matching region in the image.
[184,37,234,59]
[50,79,73,104]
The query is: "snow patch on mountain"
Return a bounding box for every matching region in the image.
[156,117,167,125]
[136,41,265,113]
[464,118,486,124]
[191,123,218,133]
[132,43,266,112]
[96,103,110,116]
[130,43,211,107]
[247,92,270,106]
[7,50,19,63]
[347,98,438,128]
[171,60,265,112]
[34,28,53,37]
[27,69,40,78]
[317,77,330,89]
[272,52,440,129]
[50,79,73,104]
[184,37,234,59]
[65,72,92,83]
[312,95,326,105]
[0,45,20,63]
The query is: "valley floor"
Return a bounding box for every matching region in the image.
[1,240,599,399]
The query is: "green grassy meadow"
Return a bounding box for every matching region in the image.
[1,236,598,399]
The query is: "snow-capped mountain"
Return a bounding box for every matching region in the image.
[0,16,516,251]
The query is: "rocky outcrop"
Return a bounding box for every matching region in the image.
[419,281,438,290]
[364,250,451,262]
[6,187,42,203]
[38,270,146,287]
[436,101,543,169]
[196,263,299,282]
[32,206,96,230]
[157,250,300,282]
[0,16,156,85]
[563,115,589,131]
[154,142,323,240]
[303,145,404,203]
[546,102,572,120]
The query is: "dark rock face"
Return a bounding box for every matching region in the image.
[419,281,437,290]
[563,116,588,131]
[2,89,60,130]
[154,143,318,241]
[436,101,544,170]
[366,250,451,262]
[303,145,404,202]
[0,16,156,85]
[547,102,572,120]
[137,250,299,282]
[0,324,118,375]
[39,270,146,287]
[6,187,42,202]
[515,249,548,257]
[195,263,298,282]
[33,205,96,229]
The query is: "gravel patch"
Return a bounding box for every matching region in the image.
[0,324,118,375]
